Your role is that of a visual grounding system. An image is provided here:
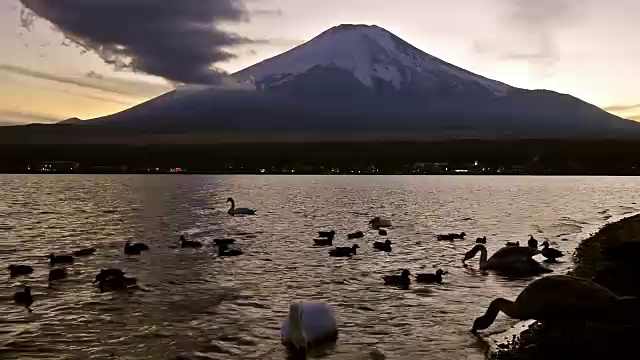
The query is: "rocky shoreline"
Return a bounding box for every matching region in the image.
[492,214,640,360]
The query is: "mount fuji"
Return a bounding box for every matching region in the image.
[60,24,640,137]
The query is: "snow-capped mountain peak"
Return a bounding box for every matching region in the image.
[234,24,509,96]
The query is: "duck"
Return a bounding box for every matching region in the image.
[213,238,235,247]
[369,217,392,229]
[476,236,487,244]
[180,235,203,249]
[527,236,538,249]
[97,276,137,293]
[540,241,564,262]
[73,247,97,257]
[281,302,338,353]
[437,232,466,241]
[48,268,67,284]
[382,269,411,289]
[226,197,257,216]
[378,229,388,236]
[93,268,126,283]
[8,264,34,278]
[318,230,336,239]
[13,286,33,312]
[415,269,445,284]
[347,231,364,239]
[462,244,552,277]
[329,244,359,257]
[48,253,74,266]
[471,275,640,333]
[313,238,333,246]
[218,246,243,257]
[505,241,520,247]
[124,241,149,255]
[373,239,392,252]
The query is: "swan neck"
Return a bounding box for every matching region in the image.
[289,304,307,349]
[477,298,517,331]
[492,298,518,318]
[228,199,235,211]
[479,246,488,268]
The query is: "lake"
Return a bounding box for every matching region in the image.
[1,175,639,359]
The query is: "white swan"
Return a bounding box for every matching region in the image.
[226,197,256,216]
[462,244,552,276]
[369,216,392,229]
[281,302,338,350]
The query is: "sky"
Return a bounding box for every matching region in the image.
[1,0,639,125]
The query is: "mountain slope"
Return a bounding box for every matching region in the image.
[234,24,509,97]
[60,24,640,138]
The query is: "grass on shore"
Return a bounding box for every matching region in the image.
[493,214,640,360]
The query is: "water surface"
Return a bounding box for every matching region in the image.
[1,175,639,359]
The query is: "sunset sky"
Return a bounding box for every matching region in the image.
[1,0,639,125]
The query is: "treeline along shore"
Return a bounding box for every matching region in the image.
[494,214,640,359]
[4,138,640,174]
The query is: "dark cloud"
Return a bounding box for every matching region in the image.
[604,104,640,112]
[474,0,577,73]
[18,0,254,85]
[0,63,172,97]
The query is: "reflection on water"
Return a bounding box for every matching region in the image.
[1,175,639,359]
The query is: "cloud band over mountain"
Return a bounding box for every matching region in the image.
[18,0,254,85]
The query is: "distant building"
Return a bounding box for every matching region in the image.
[510,165,525,173]
[33,161,79,173]
[412,162,447,174]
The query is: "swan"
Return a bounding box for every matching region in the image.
[369,217,392,229]
[541,241,564,262]
[476,236,487,244]
[471,275,640,333]
[462,244,552,276]
[226,197,256,216]
[281,302,338,351]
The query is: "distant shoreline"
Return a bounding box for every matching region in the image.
[6,172,640,176]
[493,213,640,359]
[4,139,640,175]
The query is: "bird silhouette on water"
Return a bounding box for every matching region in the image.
[13,286,33,312]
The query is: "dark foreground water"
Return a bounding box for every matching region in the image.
[1,175,639,359]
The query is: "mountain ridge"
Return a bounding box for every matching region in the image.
[45,23,640,138]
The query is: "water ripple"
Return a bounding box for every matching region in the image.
[1,175,640,359]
